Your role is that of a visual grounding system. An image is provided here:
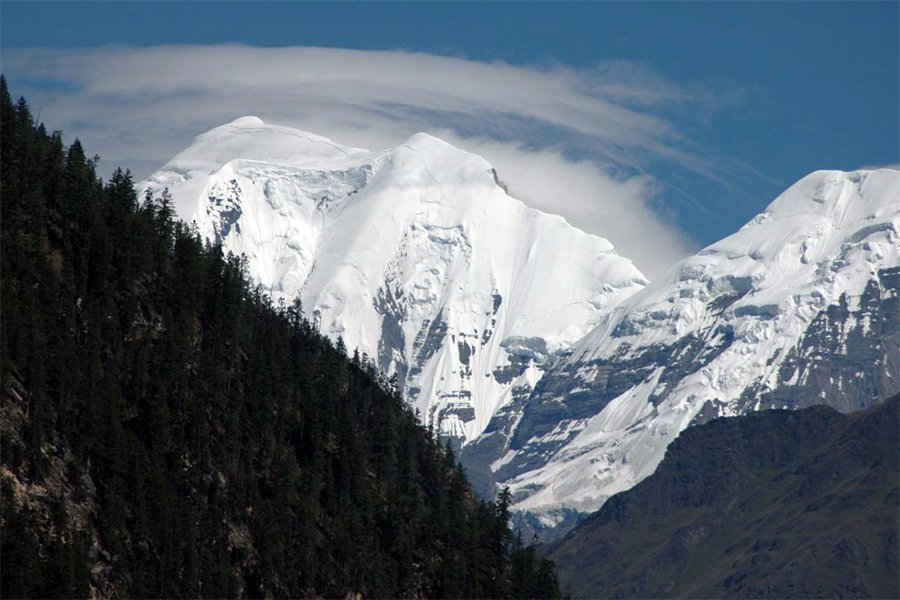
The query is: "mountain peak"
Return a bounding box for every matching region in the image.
[761,168,897,222]
[713,167,899,269]
[228,115,266,127]
[401,131,459,151]
[141,121,646,446]
[396,130,489,165]
[391,131,496,186]
[467,167,900,536]
[145,119,369,217]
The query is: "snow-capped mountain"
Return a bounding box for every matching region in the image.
[142,117,647,445]
[144,118,898,538]
[465,168,900,535]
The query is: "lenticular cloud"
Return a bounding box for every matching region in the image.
[3,44,701,276]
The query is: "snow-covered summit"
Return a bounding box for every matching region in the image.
[144,116,368,219]
[173,115,367,166]
[576,168,900,358]
[141,119,647,444]
[469,168,900,535]
[700,168,899,281]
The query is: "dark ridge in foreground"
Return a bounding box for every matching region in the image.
[549,394,900,599]
[0,79,560,599]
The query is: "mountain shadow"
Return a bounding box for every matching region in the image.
[549,394,900,599]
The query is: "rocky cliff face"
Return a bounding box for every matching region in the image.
[464,169,900,535]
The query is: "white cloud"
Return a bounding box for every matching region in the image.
[431,134,691,278]
[2,44,708,277]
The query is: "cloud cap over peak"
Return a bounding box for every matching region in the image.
[4,44,712,277]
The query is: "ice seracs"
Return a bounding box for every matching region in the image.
[141,117,647,447]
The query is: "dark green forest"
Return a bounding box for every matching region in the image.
[0,78,561,599]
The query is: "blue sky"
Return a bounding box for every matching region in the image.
[2,1,897,275]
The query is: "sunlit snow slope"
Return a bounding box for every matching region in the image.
[470,169,900,535]
[142,117,647,445]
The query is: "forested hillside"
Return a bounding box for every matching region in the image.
[0,79,560,599]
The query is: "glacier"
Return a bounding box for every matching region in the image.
[144,117,899,538]
[141,116,647,446]
[469,168,900,535]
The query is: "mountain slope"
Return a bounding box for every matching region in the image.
[548,394,900,599]
[0,86,560,599]
[465,168,900,534]
[142,118,647,446]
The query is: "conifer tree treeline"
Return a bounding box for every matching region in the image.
[0,79,561,599]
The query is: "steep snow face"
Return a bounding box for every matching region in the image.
[473,169,900,534]
[142,118,647,444]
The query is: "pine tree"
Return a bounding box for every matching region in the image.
[0,90,562,599]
